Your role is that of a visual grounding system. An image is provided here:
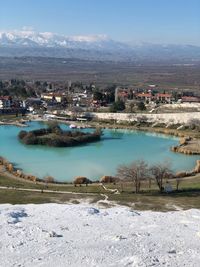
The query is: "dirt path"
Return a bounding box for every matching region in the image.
[0,185,98,196]
[100,183,120,194]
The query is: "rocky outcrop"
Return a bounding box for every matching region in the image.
[16,169,22,177]
[179,136,191,146]
[175,171,195,178]
[171,146,196,155]
[171,138,200,155]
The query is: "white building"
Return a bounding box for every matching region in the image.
[0,97,11,109]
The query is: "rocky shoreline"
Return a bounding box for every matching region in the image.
[171,137,200,155]
[0,157,41,183]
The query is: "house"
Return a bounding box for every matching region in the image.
[155,93,172,103]
[117,91,129,101]
[136,93,153,102]
[115,87,131,102]
[41,93,65,103]
[0,96,12,109]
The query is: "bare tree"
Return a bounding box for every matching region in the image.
[117,160,149,193]
[176,178,182,191]
[150,161,172,193]
[44,175,55,187]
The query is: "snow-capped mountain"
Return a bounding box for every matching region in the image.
[0,30,200,61]
[0,30,130,51]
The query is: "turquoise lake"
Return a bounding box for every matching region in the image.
[0,121,199,182]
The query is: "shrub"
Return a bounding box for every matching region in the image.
[137,101,146,111]
[109,100,125,112]
[18,130,27,139]
[22,132,38,145]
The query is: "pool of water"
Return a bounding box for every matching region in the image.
[0,121,198,182]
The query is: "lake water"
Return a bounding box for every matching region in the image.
[0,121,198,182]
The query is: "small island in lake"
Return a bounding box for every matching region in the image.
[18,124,102,147]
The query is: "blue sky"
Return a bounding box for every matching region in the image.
[0,0,199,45]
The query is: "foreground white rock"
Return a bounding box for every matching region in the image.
[0,204,200,267]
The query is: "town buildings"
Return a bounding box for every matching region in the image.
[0,79,200,115]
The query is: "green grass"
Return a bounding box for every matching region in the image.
[0,175,105,193]
[108,189,200,211]
[0,189,103,205]
[1,186,200,210]
[0,175,46,190]
[0,189,57,204]
[1,174,200,210]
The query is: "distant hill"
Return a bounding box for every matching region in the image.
[0,30,200,62]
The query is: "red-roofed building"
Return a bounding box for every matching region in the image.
[136,93,153,102]
[118,91,129,101]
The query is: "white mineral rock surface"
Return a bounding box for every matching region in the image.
[0,204,200,267]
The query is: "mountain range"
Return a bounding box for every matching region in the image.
[0,30,200,61]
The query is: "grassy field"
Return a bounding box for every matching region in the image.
[0,189,103,205]
[1,174,200,211]
[0,175,105,193]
